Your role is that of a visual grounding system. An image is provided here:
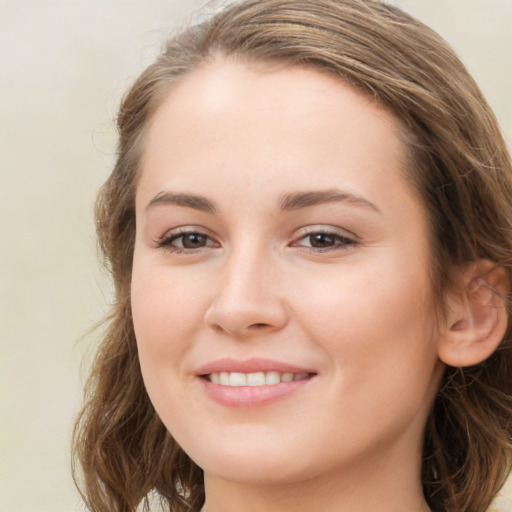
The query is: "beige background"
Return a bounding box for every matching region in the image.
[0,1,510,511]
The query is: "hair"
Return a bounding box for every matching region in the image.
[72,1,512,511]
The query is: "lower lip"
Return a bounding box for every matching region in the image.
[200,377,313,407]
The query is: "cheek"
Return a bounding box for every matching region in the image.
[130,267,211,436]
[131,262,209,384]
[290,257,441,449]
[292,252,439,380]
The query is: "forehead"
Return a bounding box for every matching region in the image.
[144,58,405,151]
[138,58,416,218]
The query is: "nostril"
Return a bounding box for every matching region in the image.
[249,323,270,329]
[205,299,289,335]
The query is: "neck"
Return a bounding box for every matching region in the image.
[203,447,431,512]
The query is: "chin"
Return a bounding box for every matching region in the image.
[185,435,316,485]
[204,458,312,486]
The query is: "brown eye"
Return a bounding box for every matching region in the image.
[180,233,208,248]
[308,233,336,248]
[157,230,218,253]
[292,229,357,252]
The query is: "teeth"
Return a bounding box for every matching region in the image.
[266,371,280,385]
[207,371,309,386]
[229,372,247,386]
[247,372,265,386]
[281,372,293,382]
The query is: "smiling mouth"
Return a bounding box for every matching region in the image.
[204,371,312,386]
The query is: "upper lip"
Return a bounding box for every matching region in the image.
[195,357,315,376]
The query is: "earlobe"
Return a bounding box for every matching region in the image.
[438,261,509,367]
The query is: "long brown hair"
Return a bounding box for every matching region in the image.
[73,1,512,511]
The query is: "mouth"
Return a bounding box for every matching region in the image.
[196,358,316,406]
[203,371,312,387]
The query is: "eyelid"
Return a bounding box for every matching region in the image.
[155,225,220,251]
[292,224,357,241]
[153,224,358,253]
[290,225,359,250]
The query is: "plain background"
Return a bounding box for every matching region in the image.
[0,1,511,511]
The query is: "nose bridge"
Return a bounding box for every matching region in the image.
[224,242,268,299]
[205,238,288,335]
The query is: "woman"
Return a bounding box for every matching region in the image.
[73,1,512,511]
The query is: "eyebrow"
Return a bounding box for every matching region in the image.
[145,188,380,214]
[279,188,380,213]
[146,191,217,213]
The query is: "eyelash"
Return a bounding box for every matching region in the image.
[291,230,357,252]
[156,228,219,254]
[155,227,357,254]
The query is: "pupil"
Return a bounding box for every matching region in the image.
[310,233,334,247]
[183,233,205,248]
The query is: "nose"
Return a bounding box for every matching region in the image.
[204,248,289,338]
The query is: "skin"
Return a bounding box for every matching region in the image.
[131,59,445,512]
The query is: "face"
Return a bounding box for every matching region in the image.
[132,59,445,487]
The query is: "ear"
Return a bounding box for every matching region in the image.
[438,260,509,367]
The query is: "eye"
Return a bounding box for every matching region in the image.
[292,228,357,252]
[156,228,219,253]
[173,233,209,249]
